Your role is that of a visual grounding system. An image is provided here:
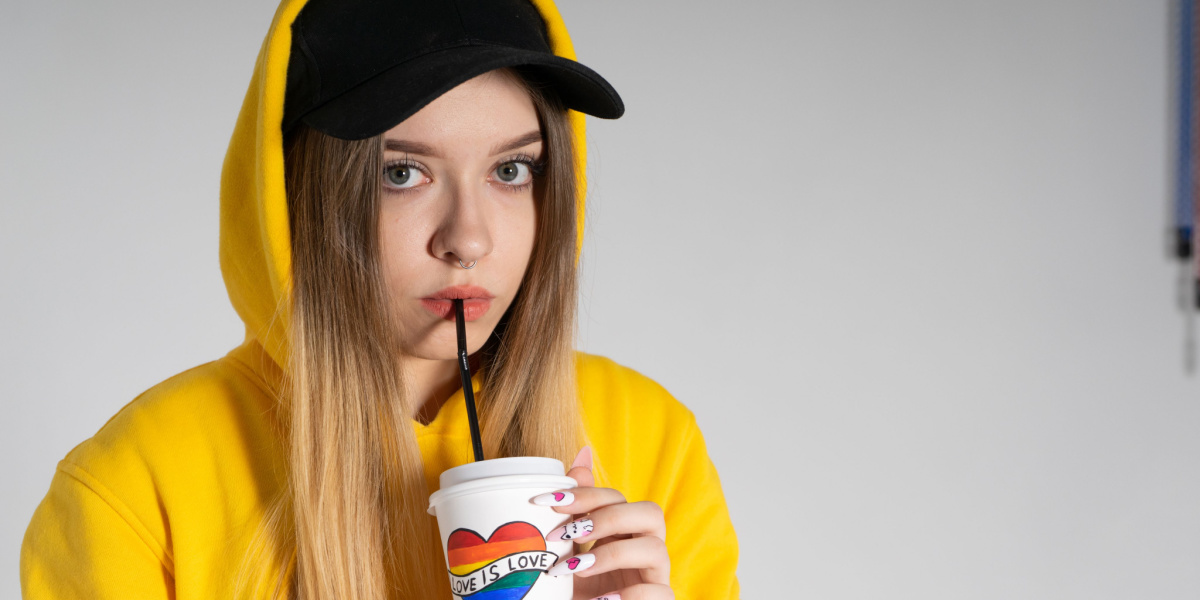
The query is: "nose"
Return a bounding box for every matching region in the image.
[430,181,493,268]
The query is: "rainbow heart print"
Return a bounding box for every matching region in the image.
[447,521,560,600]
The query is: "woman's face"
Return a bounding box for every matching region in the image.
[379,70,541,361]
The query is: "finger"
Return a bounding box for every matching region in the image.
[547,536,670,584]
[589,583,675,600]
[547,501,664,543]
[584,536,670,583]
[567,446,594,488]
[567,465,594,488]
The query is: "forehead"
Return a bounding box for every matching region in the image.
[382,70,540,152]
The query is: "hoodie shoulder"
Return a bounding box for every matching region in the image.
[573,352,699,487]
[49,353,285,569]
[64,354,282,478]
[575,351,697,424]
[23,352,289,596]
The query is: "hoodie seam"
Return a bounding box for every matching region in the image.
[56,461,176,577]
[224,353,279,399]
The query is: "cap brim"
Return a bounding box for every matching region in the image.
[297,44,624,140]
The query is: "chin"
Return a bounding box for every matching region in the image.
[401,325,491,362]
[414,344,464,362]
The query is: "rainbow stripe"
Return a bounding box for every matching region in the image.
[447,522,545,575]
[461,571,540,600]
[447,522,547,600]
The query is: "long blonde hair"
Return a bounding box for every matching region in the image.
[247,69,583,599]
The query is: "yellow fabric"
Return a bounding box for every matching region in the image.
[21,0,739,597]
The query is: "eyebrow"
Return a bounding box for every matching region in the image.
[490,130,543,155]
[382,130,543,158]
[384,139,439,156]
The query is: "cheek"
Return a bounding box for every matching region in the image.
[507,200,538,275]
[521,202,538,253]
[378,212,432,294]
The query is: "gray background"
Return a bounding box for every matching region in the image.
[3,0,1198,598]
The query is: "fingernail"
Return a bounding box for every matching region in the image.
[571,446,593,471]
[531,491,574,507]
[546,518,593,542]
[547,553,595,576]
[590,595,620,600]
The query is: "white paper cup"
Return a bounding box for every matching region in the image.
[428,457,577,600]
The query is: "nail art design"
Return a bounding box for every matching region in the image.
[591,596,621,600]
[547,518,594,542]
[547,552,595,576]
[531,491,574,506]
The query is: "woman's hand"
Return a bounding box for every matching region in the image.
[531,447,674,600]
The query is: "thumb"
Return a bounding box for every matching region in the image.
[566,446,594,488]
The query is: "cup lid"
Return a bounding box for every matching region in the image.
[439,457,565,489]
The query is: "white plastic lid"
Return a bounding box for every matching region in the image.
[439,456,566,489]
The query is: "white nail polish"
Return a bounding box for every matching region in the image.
[531,491,574,506]
[558,518,593,541]
[547,553,594,576]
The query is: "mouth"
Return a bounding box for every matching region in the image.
[421,285,495,321]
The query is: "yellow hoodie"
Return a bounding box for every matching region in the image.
[19,0,739,597]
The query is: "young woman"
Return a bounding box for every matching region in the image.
[20,0,739,598]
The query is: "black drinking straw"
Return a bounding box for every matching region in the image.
[454,299,486,462]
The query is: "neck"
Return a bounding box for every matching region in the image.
[407,356,474,424]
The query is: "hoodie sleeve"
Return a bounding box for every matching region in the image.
[661,415,741,599]
[21,462,174,599]
[578,353,740,598]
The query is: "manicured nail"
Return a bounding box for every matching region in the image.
[571,446,593,471]
[547,518,593,542]
[590,595,620,600]
[531,491,575,506]
[547,553,595,576]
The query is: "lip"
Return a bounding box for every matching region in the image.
[421,285,495,321]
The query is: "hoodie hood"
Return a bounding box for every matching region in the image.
[219,0,592,369]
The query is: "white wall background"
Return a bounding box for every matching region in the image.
[3,0,1198,598]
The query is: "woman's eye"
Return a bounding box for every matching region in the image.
[494,161,532,186]
[384,164,424,189]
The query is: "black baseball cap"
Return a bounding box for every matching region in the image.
[282,0,625,140]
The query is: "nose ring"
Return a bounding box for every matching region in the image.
[458,259,477,270]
